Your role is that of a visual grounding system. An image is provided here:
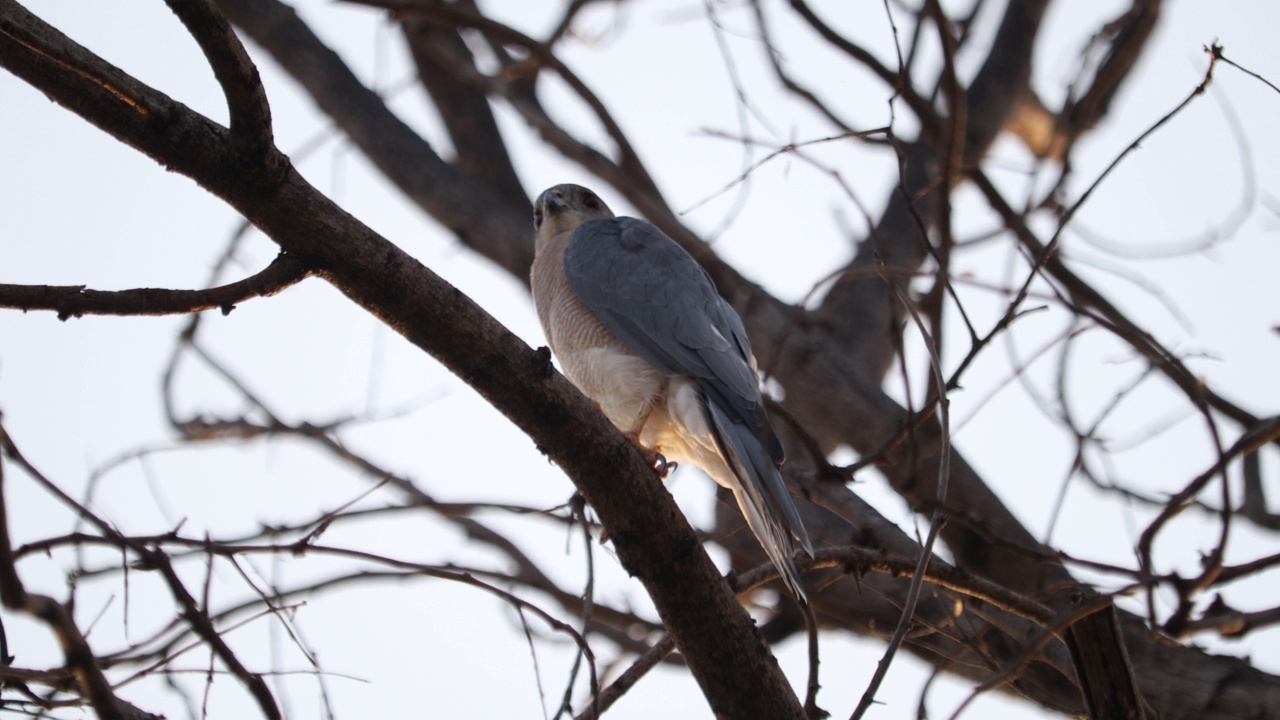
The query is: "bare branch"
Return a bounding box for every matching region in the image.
[164,0,275,166]
[0,252,311,319]
[0,428,129,720]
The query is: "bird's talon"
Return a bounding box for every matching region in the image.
[653,453,678,478]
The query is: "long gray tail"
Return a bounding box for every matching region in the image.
[707,403,814,603]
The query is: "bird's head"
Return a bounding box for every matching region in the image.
[533,184,615,249]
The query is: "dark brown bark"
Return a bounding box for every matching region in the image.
[0,3,805,717]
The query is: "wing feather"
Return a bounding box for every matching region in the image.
[565,216,813,598]
[563,217,781,461]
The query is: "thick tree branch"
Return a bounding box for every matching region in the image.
[0,3,806,716]
[165,0,275,166]
[400,12,528,211]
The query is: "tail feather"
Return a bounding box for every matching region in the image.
[731,486,809,602]
[706,402,813,603]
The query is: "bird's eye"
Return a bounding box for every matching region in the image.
[583,194,600,210]
[533,207,544,230]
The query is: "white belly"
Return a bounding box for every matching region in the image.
[560,345,731,489]
[559,346,666,430]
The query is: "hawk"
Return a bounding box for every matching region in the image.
[530,184,813,602]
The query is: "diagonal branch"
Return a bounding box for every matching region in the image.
[0,3,806,716]
[399,14,528,211]
[165,0,275,166]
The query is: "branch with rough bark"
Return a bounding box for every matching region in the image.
[0,1,806,717]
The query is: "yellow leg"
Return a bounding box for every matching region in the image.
[619,400,677,478]
[623,400,655,443]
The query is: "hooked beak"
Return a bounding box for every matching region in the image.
[540,189,569,213]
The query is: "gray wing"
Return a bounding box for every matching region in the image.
[563,217,780,459]
[565,217,814,595]
[565,218,812,562]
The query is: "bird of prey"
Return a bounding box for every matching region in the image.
[530,183,813,602]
